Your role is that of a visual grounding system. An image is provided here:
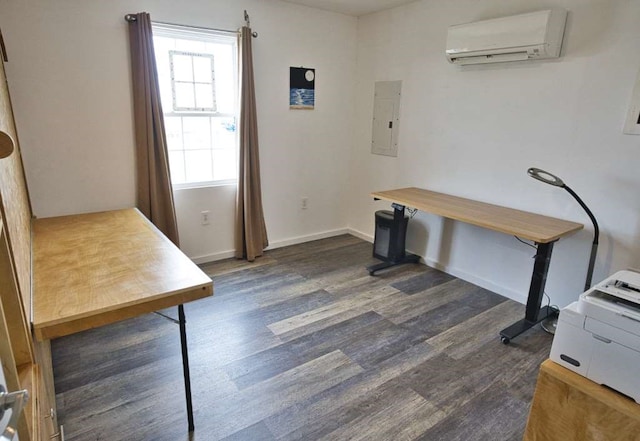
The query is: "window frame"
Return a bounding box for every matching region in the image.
[152,22,239,190]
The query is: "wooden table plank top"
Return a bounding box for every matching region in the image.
[371,187,583,244]
[524,359,640,440]
[32,208,213,341]
[539,359,640,421]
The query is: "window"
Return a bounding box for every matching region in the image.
[169,50,217,111]
[152,23,238,188]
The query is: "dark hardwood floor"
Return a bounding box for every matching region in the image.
[51,235,552,440]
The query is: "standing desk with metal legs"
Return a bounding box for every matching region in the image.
[370,187,583,343]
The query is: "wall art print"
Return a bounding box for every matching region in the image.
[290,67,315,110]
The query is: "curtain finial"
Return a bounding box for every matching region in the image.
[244,10,251,28]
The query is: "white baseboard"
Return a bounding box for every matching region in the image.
[190,228,349,264]
[192,226,527,305]
[422,257,527,305]
[267,228,349,250]
[347,228,373,243]
[347,227,526,305]
[190,249,237,264]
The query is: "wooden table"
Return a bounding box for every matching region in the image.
[524,359,640,441]
[0,50,214,439]
[32,208,213,432]
[370,187,583,343]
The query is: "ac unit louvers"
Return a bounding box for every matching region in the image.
[446,9,567,65]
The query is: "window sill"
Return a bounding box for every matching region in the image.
[172,180,237,191]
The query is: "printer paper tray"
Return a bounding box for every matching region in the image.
[585,317,640,353]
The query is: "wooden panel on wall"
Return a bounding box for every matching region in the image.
[0,222,33,365]
[0,223,33,441]
[0,44,36,440]
[0,54,32,319]
[34,338,58,438]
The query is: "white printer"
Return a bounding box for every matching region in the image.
[550,269,640,403]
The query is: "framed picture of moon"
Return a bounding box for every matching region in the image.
[290,67,315,110]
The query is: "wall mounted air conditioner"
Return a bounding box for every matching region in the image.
[446,9,567,65]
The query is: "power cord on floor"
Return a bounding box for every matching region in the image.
[541,290,560,334]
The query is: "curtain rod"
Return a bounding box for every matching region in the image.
[124,12,258,38]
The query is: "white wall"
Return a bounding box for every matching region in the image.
[0,0,357,260]
[2,0,639,308]
[348,0,640,307]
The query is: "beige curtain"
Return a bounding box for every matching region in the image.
[127,12,180,246]
[235,26,268,261]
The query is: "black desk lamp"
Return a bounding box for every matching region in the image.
[528,168,599,333]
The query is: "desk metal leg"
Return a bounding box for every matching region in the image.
[178,304,195,431]
[500,241,557,344]
[367,254,421,276]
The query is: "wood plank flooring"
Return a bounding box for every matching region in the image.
[51,235,552,441]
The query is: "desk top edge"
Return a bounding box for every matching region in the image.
[32,282,213,340]
[371,187,583,243]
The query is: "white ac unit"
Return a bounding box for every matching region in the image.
[446,9,567,65]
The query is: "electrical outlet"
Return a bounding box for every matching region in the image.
[301,197,308,210]
[201,210,210,225]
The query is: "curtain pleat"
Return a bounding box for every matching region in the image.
[127,12,180,246]
[235,27,268,261]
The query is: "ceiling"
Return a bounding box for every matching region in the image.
[281,0,417,17]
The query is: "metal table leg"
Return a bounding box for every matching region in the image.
[178,304,195,431]
[500,241,557,344]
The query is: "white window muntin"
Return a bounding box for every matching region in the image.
[169,50,217,112]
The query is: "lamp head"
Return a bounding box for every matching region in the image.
[527,167,565,188]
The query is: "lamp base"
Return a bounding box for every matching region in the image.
[541,315,557,335]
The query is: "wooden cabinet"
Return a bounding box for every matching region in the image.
[524,359,640,441]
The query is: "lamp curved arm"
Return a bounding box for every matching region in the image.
[564,185,599,290]
[527,167,599,291]
[563,185,599,243]
[527,168,565,187]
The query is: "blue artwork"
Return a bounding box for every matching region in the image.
[290,67,315,109]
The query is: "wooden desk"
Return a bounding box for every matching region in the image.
[524,359,640,441]
[32,208,213,432]
[32,208,212,340]
[371,187,583,343]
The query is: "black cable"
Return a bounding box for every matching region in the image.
[543,291,559,316]
[514,236,538,260]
